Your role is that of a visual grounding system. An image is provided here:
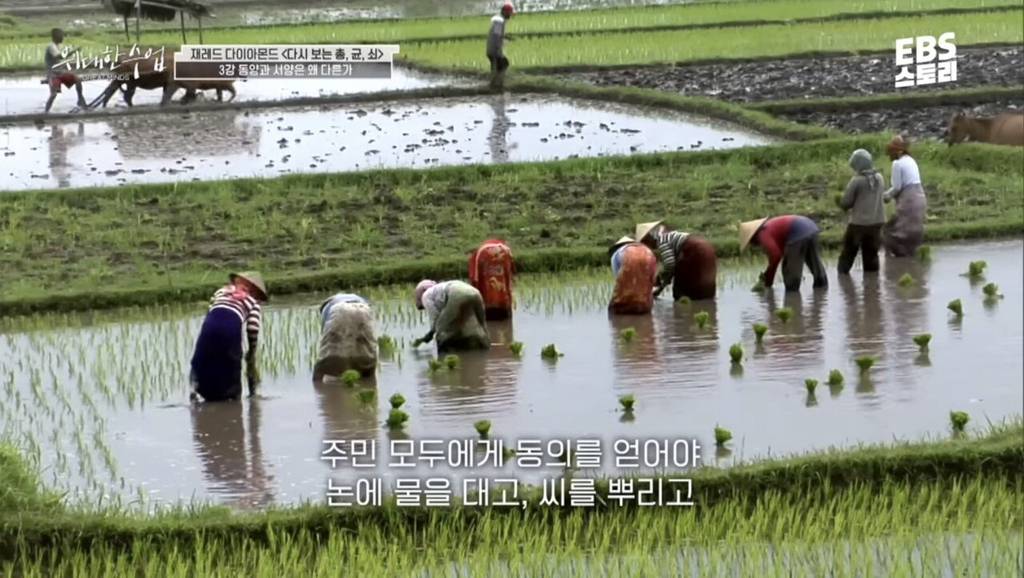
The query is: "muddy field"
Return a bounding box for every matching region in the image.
[778,99,1024,140]
[563,46,1024,103]
[0,241,1019,508]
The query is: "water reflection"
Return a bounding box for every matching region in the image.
[883,256,932,372]
[315,378,380,440]
[48,123,85,188]
[190,399,274,508]
[838,275,884,399]
[487,94,514,164]
[609,313,662,391]
[762,289,826,362]
[109,111,261,160]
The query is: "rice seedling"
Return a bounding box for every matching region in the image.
[444,354,460,370]
[775,307,793,323]
[618,394,635,412]
[428,358,444,373]
[983,282,1003,299]
[509,341,524,357]
[898,273,915,287]
[750,279,766,293]
[828,369,844,386]
[855,356,875,374]
[917,245,932,262]
[752,323,767,343]
[474,420,491,439]
[341,370,361,387]
[386,409,409,430]
[377,335,396,353]
[694,311,710,329]
[913,334,932,352]
[714,425,732,447]
[619,327,637,343]
[356,389,376,405]
[676,296,691,305]
[540,344,564,360]
[729,343,743,364]
[389,393,406,410]
[967,260,987,278]
[950,410,969,434]
[947,298,964,317]
[805,378,818,395]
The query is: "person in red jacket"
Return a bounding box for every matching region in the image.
[468,239,515,320]
[739,215,828,292]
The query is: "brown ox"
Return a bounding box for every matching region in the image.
[98,51,235,108]
[946,111,1024,147]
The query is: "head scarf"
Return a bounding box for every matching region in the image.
[414,280,437,308]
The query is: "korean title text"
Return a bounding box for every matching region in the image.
[894,32,956,88]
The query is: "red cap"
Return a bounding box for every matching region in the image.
[501,3,515,16]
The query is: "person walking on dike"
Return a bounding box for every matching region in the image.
[636,221,718,301]
[740,215,828,292]
[487,3,515,90]
[608,236,658,315]
[412,280,490,352]
[881,134,927,257]
[44,28,87,113]
[313,293,378,382]
[837,148,886,275]
[190,271,267,402]
[469,239,515,320]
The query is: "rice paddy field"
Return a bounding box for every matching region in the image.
[1,0,1023,575]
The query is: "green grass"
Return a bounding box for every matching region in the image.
[403,11,1023,70]
[0,135,1020,315]
[750,85,1024,114]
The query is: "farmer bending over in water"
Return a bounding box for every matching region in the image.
[608,236,658,315]
[314,293,378,382]
[190,271,267,402]
[44,28,87,113]
[468,239,515,320]
[740,215,828,292]
[837,149,886,275]
[636,221,718,301]
[412,280,490,352]
[487,3,515,90]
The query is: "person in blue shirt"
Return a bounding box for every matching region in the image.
[313,293,378,382]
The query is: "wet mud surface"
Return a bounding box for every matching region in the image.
[0,241,1020,508]
[562,47,1024,103]
[0,94,773,192]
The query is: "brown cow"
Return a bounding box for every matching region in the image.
[98,51,235,108]
[946,111,1024,147]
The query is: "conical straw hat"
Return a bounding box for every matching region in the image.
[738,218,768,251]
[608,235,635,256]
[230,271,268,300]
[634,221,663,242]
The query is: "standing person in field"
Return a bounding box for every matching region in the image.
[636,221,718,301]
[412,280,490,352]
[881,134,928,257]
[313,293,378,382]
[837,148,886,275]
[44,28,87,113]
[487,3,515,90]
[608,236,659,315]
[468,239,515,320]
[190,271,267,402]
[740,215,828,292]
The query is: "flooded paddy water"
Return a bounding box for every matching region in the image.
[0,240,1020,509]
[0,93,772,191]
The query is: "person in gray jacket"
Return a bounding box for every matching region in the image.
[837,148,886,275]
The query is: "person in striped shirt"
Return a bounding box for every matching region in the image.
[739,215,828,292]
[314,293,378,382]
[190,271,267,402]
[636,221,718,301]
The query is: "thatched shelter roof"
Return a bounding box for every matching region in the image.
[102,0,212,22]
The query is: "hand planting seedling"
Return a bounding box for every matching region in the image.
[694,311,710,329]
[917,245,932,262]
[618,394,635,412]
[341,369,361,387]
[983,282,1003,299]
[474,420,491,439]
[541,344,563,360]
[753,323,767,343]
[949,410,969,434]
[714,426,732,448]
[389,393,406,410]
[913,334,931,352]
[356,389,376,405]
[501,447,516,462]
[509,341,524,357]
[828,369,844,386]
[377,335,396,353]
[804,378,818,395]
[729,343,743,364]
[677,296,691,305]
[386,409,409,430]
[855,356,875,374]
[966,260,987,278]
[619,327,637,343]
[775,307,793,323]
[947,299,963,317]
[751,279,766,293]
[444,354,461,370]
[898,273,914,287]
[428,359,444,373]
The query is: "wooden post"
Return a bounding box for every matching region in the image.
[135,0,141,44]
[179,11,187,43]
[197,15,204,44]
[123,15,130,42]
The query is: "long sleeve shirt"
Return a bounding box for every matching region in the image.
[610,245,627,277]
[840,170,886,225]
[210,285,261,351]
[421,281,454,330]
[486,15,506,58]
[756,216,820,287]
[883,155,922,201]
[652,230,690,286]
[320,293,367,328]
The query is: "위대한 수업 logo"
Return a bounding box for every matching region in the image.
[894,32,957,88]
